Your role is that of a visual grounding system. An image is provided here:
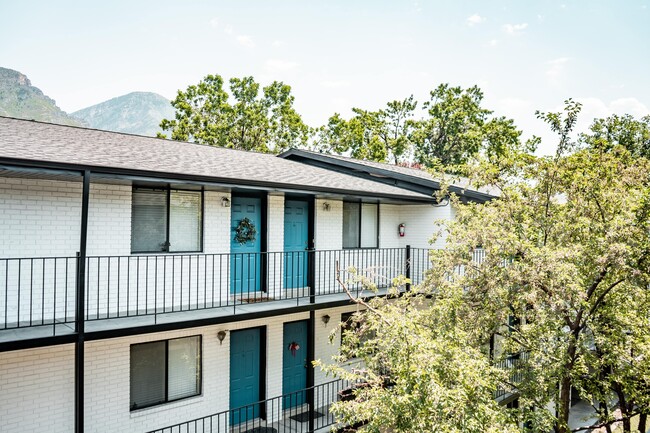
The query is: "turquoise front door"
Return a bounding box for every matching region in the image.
[230,328,261,424]
[231,196,262,294]
[284,200,309,290]
[282,320,308,409]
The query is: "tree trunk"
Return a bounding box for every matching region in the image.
[638,413,647,433]
[600,401,612,433]
[614,385,631,432]
[557,376,572,433]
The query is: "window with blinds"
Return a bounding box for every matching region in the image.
[131,188,203,253]
[342,202,378,248]
[130,336,201,410]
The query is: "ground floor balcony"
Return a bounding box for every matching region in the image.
[147,379,350,433]
[0,247,434,345]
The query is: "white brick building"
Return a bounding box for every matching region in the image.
[0,117,493,433]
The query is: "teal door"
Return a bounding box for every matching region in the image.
[230,328,261,424]
[282,320,308,409]
[231,196,262,294]
[284,200,309,289]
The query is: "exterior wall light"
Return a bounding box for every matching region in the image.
[322,314,331,326]
[217,330,227,345]
[221,197,231,207]
[322,202,331,212]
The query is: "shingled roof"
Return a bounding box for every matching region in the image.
[278,148,497,202]
[0,116,434,202]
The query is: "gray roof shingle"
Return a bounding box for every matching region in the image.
[0,117,434,202]
[279,148,499,200]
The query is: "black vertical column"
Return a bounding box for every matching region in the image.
[75,170,90,433]
[307,310,316,432]
[405,245,412,291]
[307,196,316,431]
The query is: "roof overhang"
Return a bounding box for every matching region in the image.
[0,157,436,205]
[278,148,496,203]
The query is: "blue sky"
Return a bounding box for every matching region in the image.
[1,0,649,154]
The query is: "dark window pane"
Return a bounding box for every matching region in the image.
[131,189,167,252]
[342,202,360,248]
[130,341,166,409]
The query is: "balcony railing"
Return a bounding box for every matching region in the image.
[0,247,442,337]
[146,379,349,433]
[0,256,77,330]
[494,352,529,399]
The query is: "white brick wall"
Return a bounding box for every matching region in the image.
[87,182,133,256]
[0,344,75,433]
[314,199,342,250]
[397,203,451,249]
[0,177,82,258]
[203,191,230,254]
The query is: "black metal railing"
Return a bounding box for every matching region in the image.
[0,256,77,331]
[0,247,490,337]
[494,352,529,399]
[0,247,430,332]
[81,248,412,323]
[147,379,349,433]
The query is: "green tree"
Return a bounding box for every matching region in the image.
[320,100,650,433]
[317,96,417,164]
[316,274,519,433]
[412,84,525,169]
[159,74,309,153]
[433,100,650,433]
[581,113,650,159]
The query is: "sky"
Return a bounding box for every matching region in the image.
[1,0,649,155]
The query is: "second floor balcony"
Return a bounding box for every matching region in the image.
[0,247,436,345]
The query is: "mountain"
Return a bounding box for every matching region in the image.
[0,67,84,126]
[72,92,175,137]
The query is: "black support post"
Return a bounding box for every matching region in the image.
[308,249,316,304]
[306,198,316,432]
[307,310,316,432]
[405,244,411,291]
[75,170,90,433]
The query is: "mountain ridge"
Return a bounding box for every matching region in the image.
[0,66,175,136]
[0,67,84,126]
[72,91,175,136]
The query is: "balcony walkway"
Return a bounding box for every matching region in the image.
[0,286,392,344]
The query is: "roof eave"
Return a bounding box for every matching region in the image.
[0,156,436,204]
[279,149,495,203]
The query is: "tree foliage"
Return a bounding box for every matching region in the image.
[319,100,650,433]
[318,84,528,170]
[317,96,417,164]
[159,74,309,153]
[581,113,650,159]
[316,275,519,433]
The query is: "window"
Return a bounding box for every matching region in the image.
[342,202,378,249]
[130,336,202,410]
[131,187,203,253]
